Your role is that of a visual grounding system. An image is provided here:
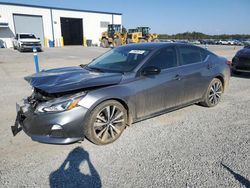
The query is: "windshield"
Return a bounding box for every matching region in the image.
[108,25,121,33]
[20,34,36,39]
[138,27,150,35]
[87,48,151,73]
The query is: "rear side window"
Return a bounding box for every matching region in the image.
[200,48,216,61]
[146,47,177,69]
[179,46,202,65]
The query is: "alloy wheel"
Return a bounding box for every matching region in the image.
[209,81,222,105]
[93,105,125,142]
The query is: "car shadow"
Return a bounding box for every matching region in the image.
[221,162,250,187]
[49,146,102,188]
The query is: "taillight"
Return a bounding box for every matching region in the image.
[225,60,232,65]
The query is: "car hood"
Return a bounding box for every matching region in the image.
[24,66,123,94]
[19,39,41,43]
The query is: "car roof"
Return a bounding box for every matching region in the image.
[119,42,195,50]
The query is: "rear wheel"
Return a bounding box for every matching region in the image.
[85,100,127,145]
[200,78,223,107]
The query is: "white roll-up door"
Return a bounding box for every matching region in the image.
[13,14,44,46]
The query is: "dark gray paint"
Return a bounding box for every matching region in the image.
[13,43,231,144]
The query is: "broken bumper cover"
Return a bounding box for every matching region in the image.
[11,100,88,144]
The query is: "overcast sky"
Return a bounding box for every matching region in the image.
[1,0,250,34]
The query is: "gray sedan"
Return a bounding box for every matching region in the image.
[12,43,230,145]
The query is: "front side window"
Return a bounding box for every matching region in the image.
[179,46,202,65]
[87,47,151,73]
[146,47,177,69]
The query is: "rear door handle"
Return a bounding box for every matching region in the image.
[174,74,182,80]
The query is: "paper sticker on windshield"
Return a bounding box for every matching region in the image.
[129,50,145,54]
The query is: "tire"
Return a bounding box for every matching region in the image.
[13,43,17,50]
[85,100,128,145]
[127,39,133,44]
[139,39,146,43]
[113,38,122,47]
[17,44,23,52]
[153,39,160,42]
[101,38,109,48]
[200,78,223,107]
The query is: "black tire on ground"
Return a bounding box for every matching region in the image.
[114,38,122,47]
[139,39,146,43]
[153,39,160,42]
[200,78,223,107]
[101,38,109,48]
[84,100,128,145]
[127,39,133,44]
[13,44,17,50]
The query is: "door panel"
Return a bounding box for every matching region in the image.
[178,63,210,104]
[129,68,182,119]
[177,46,212,104]
[132,47,182,119]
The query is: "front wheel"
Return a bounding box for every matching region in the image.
[101,38,109,48]
[153,39,160,42]
[113,38,122,47]
[139,39,146,43]
[85,100,127,145]
[200,78,223,107]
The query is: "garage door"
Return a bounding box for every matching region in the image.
[13,14,44,46]
[61,17,83,45]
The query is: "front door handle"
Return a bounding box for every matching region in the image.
[174,74,182,80]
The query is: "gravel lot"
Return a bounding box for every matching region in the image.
[0,45,249,188]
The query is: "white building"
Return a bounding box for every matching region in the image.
[0,2,122,48]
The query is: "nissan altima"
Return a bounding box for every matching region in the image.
[12,43,230,145]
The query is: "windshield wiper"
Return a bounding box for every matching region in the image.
[79,64,86,68]
[84,66,105,73]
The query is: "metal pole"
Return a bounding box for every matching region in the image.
[33,45,40,73]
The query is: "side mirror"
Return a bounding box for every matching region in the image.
[142,66,161,76]
[37,37,40,40]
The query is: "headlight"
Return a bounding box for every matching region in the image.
[35,93,85,113]
[36,98,81,113]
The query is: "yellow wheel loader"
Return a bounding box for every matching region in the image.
[100,24,127,48]
[126,27,159,44]
[137,27,159,42]
[127,29,142,43]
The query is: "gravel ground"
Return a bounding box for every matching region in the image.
[0,45,249,188]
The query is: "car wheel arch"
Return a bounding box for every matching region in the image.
[88,97,132,126]
[215,75,225,91]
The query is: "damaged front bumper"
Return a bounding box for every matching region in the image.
[11,99,89,144]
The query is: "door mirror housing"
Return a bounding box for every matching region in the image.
[142,66,161,76]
